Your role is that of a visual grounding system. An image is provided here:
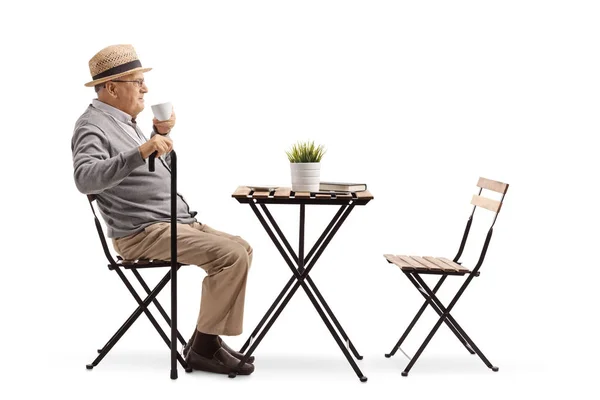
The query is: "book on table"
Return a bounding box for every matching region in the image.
[319,182,367,192]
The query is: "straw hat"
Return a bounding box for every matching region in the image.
[84,44,152,87]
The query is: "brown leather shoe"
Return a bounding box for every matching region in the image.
[182,334,194,359]
[185,347,255,375]
[183,335,255,364]
[217,337,255,364]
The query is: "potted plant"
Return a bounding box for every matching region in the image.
[286,141,326,192]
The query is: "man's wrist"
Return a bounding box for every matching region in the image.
[153,125,171,135]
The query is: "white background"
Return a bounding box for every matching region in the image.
[2,0,599,399]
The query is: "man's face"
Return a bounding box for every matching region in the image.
[107,72,148,118]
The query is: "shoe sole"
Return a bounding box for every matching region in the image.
[187,360,254,375]
[184,346,255,364]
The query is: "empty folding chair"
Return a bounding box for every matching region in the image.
[383,177,509,376]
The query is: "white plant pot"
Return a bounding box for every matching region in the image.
[290,162,321,192]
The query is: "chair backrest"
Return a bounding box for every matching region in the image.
[454,177,509,274]
[87,194,118,267]
[471,177,509,215]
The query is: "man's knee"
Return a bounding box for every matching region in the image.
[227,245,250,270]
[236,236,252,256]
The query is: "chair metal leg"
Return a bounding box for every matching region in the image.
[88,269,171,368]
[115,267,188,370]
[413,274,497,371]
[131,268,186,347]
[87,268,188,370]
[401,312,446,376]
[386,276,448,358]
[94,297,152,358]
[399,273,497,376]
[402,273,475,355]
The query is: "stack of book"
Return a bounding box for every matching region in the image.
[318,182,367,192]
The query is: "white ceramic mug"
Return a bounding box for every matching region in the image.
[151,102,173,121]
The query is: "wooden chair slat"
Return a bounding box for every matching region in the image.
[397,255,429,271]
[385,254,472,275]
[384,254,415,271]
[411,256,446,272]
[471,195,502,213]
[424,256,460,272]
[438,257,470,273]
[477,177,509,194]
[384,254,407,266]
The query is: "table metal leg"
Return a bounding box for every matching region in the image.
[238,275,295,353]
[305,275,363,360]
[260,203,363,360]
[231,201,367,382]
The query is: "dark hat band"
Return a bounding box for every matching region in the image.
[92,60,142,80]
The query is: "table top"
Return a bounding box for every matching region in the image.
[232,186,374,205]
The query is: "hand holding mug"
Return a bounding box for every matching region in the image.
[151,102,176,134]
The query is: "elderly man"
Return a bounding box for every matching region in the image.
[72,44,254,375]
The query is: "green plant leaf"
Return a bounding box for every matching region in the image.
[286,141,326,163]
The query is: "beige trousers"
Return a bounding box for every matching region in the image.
[112,222,252,336]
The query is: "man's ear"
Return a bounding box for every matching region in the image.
[105,82,118,98]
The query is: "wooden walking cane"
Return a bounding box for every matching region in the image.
[149,150,179,379]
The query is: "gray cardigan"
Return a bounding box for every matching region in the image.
[72,100,197,238]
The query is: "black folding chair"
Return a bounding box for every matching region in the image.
[383,177,509,376]
[85,152,191,378]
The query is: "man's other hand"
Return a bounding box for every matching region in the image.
[139,134,173,159]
